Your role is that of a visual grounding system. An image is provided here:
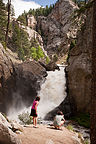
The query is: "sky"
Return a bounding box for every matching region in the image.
[24,0,57,7]
[3,0,57,18]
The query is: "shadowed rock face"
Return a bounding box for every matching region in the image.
[0,43,47,114]
[66,7,93,114]
[0,43,16,113]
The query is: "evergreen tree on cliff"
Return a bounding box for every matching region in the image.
[90,0,96,143]
[5,0,11,44]
[0,0,7,43]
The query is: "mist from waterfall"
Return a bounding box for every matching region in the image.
[7,66,66,121]
[38,66,66,119]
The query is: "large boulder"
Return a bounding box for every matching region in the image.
[39,61,60,71]
[14,60,47,108]
[66,6,93,114]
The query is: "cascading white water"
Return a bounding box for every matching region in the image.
[38,66,66,118]
[7,65,66,121]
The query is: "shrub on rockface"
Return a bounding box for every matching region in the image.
[30,45,44,61]
[70,113,90,128]
[18,112,33,125]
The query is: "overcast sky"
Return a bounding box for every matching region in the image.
[3,0,57,18]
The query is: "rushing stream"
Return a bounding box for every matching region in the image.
[38,65,66,118]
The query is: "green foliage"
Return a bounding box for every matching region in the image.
[0,0,7,43]
[30,47,37,60]
[84,139,90,144]
[18,112,33,125]
[28,5,54,18]
[10,24,45,61]
[46,56,50,64]
[30,45,44,61]
[70,113,90,128]
[73,0,94,19]
[11,22,31,60]
[1,41,7,49]
[37,45,45,59]
[18,112,42,125]
[17,4,54,25]
[70,39,76,50]
[66,124,74,131]
[17,12,27,26]
[72,0,88,7]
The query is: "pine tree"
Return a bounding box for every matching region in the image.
[0,0,7,43]
[11,22,31,60]
[5,0,11,44]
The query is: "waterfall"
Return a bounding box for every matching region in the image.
[38,66,66,119]
[7,66,66,121]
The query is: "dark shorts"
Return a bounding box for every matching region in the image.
[30,109,37,117]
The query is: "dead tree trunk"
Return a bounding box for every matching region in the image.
[5,0,11,44]
[90,1,96,144]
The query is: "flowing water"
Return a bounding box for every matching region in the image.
[7,65,66,120]
[38,66,66,118]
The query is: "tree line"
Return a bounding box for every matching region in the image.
[0,0,46,61]
[17,4,54,26]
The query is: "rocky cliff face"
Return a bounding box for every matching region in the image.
[0,43,47,114]
[66,6,93,114]
[15,19,48,57]
[37,0,78,58]
[0,43,16,113]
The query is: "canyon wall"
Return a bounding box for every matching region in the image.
[37,0,78,58]
[66,6,93,114]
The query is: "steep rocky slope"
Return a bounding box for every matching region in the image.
[37,0,78,58]
[66,6,93,114]
[15,20,48,57]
